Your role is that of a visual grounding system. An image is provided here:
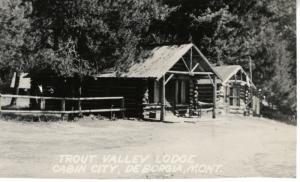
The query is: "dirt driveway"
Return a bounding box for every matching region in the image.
[0,115,296,178]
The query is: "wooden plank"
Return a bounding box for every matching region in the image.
[142,103,161,106]
[0,108,126,114]
[160,75,165,121]
[212,75,217,119]
[198,101,213,106]
[78,84,82,116]
[164,74,174,85]
[0,94,124,101]
[192,45,222,79]
[198,107,213,112]
[181,80,186,104]
[153,80,159,103]
[191,63,199,72]
[167,71,213,75]
[228,96,239,98]
[73,97,126,101]
[61,99,66,120]
[121,98,125,118]
[175,80,178,107]
[190,48,193,70]
[224,86,227,103]
[181,57,190,71]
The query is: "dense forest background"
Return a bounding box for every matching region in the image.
[0,0,296,115]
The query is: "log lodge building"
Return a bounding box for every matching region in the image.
[29,43,260,121]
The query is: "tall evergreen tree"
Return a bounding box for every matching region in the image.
[0,0,32,104]
[27,0,172,77]
[156,0,296,114]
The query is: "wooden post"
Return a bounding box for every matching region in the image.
[10,72,20,106]
[224,86,227,103]
[240,71,243,81]
[226,86,230,113]
[248,56,253,115]
[175,80,178,106]
[234,74,237,83]
[172,79,178,114]
[237,86,240,107]
[190,48,193,70]
[160,75,165,121]
[78,99,82,116]
[41,98,45,110]
[61,98,65,120]
[78,78,82,117]
[212,75,217,119]
[121,98,125,119]
[249,87,253,115]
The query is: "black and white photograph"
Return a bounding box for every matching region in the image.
[0,0,297,181]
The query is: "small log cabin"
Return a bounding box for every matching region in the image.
[197,65,260,115]
[94,43,222,120]
[29,43,222,120]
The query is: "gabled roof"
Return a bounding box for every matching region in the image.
[214,65,241,83]
[213,65,255,87]
[196,65,255,88]
[97,43,221,79]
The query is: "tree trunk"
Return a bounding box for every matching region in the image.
[10,72,20,106]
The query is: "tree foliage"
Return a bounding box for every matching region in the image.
[155,0,296,114]
[0,0,296,114]
[0,0,32,77]
[27,0,172,77]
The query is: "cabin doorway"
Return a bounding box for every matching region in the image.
[151,78,189,109]
[229,86,240,106]
[175,79,189,105]
[163,79,189,108]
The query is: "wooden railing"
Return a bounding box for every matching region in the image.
[0,94,125,119]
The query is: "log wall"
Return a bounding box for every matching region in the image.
[30,77,149,117]
[81,78,148,117]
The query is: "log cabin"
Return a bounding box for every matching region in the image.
[197,65,260,115]
[29,43,222,121]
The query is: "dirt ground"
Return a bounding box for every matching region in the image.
[0,115,296,179]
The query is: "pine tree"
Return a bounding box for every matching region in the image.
[0,0,32,105]
[27,0,172,77]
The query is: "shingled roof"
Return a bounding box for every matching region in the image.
[214,65,255,87]
[213,65,242,83]
[97,43,220,79]
[196,65,256,88]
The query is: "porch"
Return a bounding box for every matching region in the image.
[141,50,218,121]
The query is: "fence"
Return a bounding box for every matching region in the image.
[0,94,125,119]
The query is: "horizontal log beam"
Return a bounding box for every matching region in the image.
[198,101,214,106]
[0,108,126,114]
[167,71,214,75]
[0,94,124,101]
[197,108,213,112]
